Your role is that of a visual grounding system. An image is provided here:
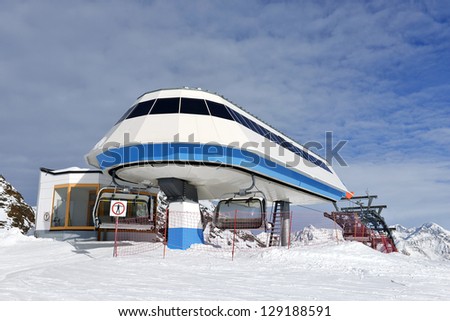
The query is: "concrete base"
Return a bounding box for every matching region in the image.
[167,201,204,250]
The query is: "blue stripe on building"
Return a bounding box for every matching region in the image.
[96,143,345,201]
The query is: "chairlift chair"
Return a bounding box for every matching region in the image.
[92,187,155,230]
[213,197,266,229]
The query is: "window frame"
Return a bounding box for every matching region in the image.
[50,183,100,231]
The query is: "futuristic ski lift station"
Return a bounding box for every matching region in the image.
[83,87,351,249]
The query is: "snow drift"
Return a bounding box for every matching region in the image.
[1,222,449,300]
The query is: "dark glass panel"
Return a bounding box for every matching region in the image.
[239,115,253,130]
[180,98,210,115]
[285,142,297,153]
[149,98,180,114]
[231,110,252,130]
[271,134,284,145]
[126,99,155,119]
[206,101,234,120]
[226,107,239,122]
[246,119,260,133]
[266,132,278,142]
[258,125,269,137]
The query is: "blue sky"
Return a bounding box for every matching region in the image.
[1,0,449,229]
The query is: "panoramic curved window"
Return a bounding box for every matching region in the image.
[180,98,210,115]
[126,99,155,119]
[215,103,330,172]
[114,94,330,172]
[149,97,180,114]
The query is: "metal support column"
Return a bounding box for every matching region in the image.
[158,178,204,250]
[279,201,291,247]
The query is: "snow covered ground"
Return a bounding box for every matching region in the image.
[1,227,449,301]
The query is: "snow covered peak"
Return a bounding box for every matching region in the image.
[393,222,450,260]
[391,224,413,234]
[291,223,450,261]
[418,222,446,233]
[293,225,344,245]
[0,175,35,234]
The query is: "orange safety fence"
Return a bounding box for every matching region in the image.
[111,215,164,257]
[111,210,294,259]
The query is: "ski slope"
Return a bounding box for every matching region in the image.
[1,228,449,301]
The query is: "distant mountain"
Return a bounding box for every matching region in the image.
[200,207,450,260]
[293,225,344,245]
[286,223,450,261]
[392,222,450,260]
[0,175,35,234]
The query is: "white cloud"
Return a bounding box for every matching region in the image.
[0,0,449,229]
[421,127,450,145]
[335,161,450,228]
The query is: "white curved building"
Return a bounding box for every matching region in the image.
[85,87,350,204]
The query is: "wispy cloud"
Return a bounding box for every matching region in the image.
[0,0,449,227]
[335,160,450,228]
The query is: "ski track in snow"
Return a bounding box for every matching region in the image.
[1,230,449,301]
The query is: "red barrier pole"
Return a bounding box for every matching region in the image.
[163,208,169,259]
[232,210,237,261]
[113,216,119,257]
[288,211,293,249]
